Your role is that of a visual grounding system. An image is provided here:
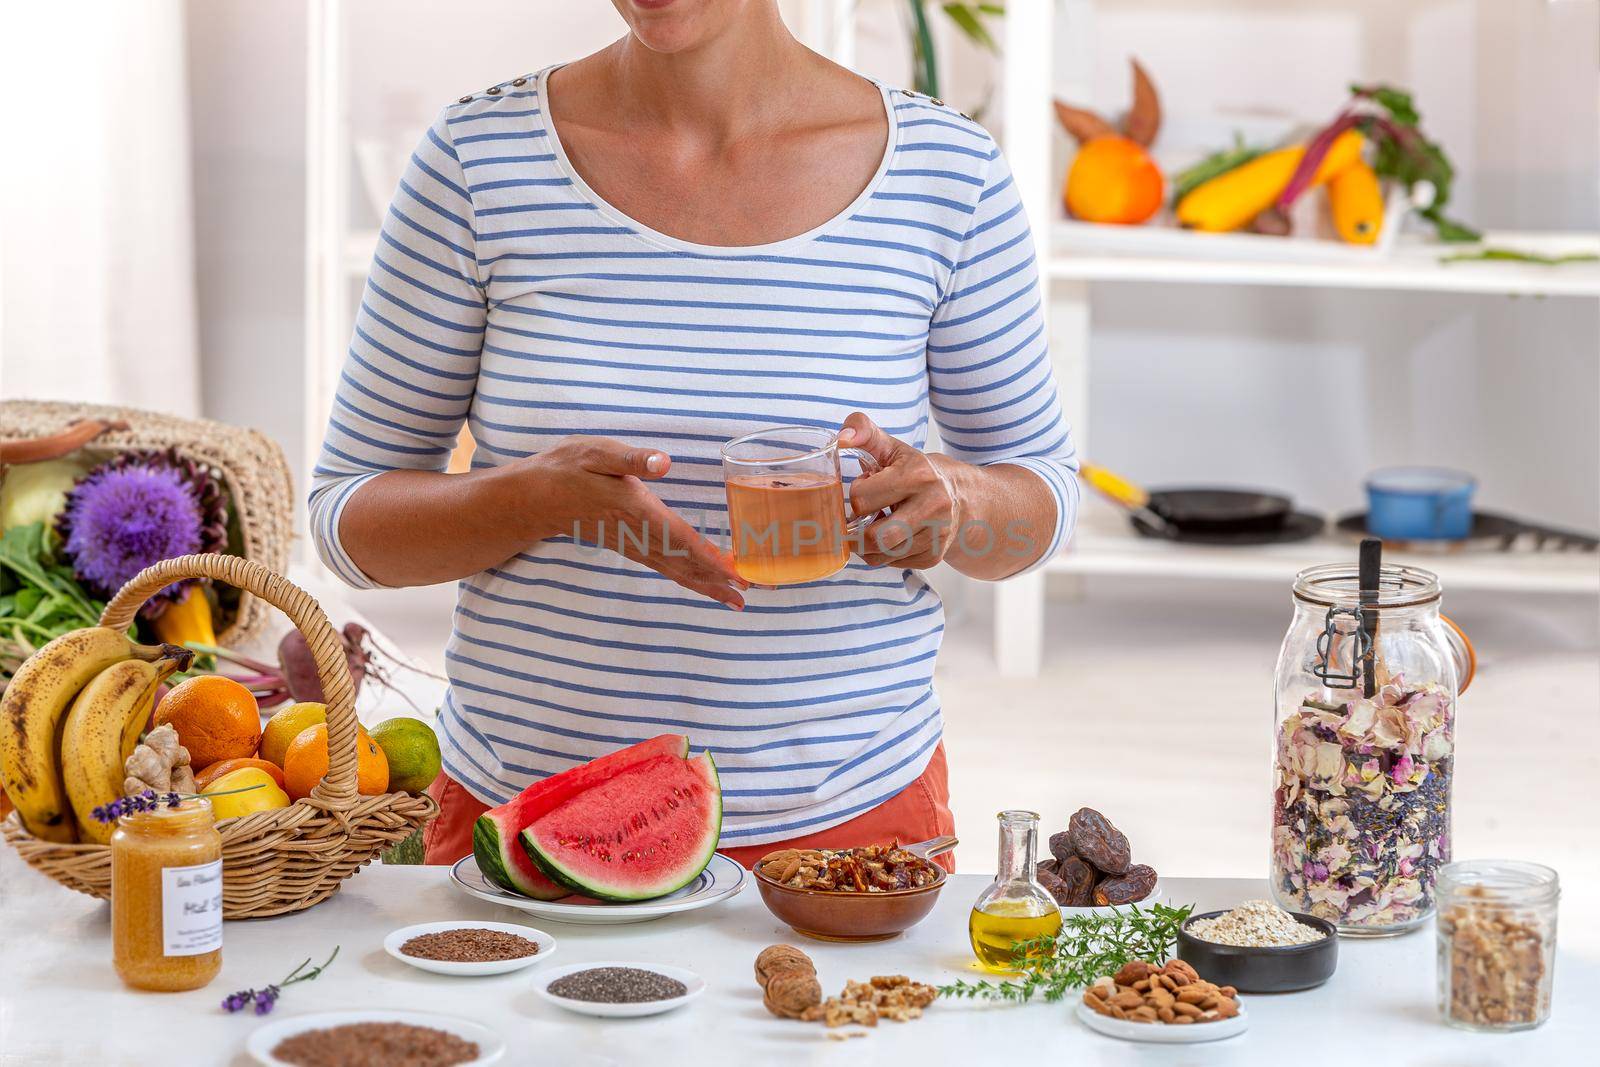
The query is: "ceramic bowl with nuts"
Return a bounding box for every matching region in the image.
[752,837,955,942]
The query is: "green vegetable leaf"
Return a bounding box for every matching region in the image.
[938,903,1194,1003]
[1354,83,1419,127]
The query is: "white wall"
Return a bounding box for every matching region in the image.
[183,0,1599,534]
[186,0,310,482]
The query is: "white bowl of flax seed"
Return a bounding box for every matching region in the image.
[384,920,558,977]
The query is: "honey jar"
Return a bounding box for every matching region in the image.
[111,797,223,991]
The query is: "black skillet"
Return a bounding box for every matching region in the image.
[1145,487,1293,535]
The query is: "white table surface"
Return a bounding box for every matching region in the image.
[0,858,1588,1066]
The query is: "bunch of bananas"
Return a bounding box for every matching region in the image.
[0,628,191,845]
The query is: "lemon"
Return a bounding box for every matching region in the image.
[260,702,326,767]
[368,717,443,795]
[203,767,290,820]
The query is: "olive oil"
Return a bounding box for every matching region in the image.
[969,900,1063,972]
[967,810,1063,973]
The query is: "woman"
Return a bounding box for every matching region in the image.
[308,0,1077,868]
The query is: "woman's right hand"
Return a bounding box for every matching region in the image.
[529,436,747,609]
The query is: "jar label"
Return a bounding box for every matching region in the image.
[162,860,223,956]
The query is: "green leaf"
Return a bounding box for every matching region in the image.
[907,0,939,97]
[1353,83,1420,127]
[942,3,1000,52]
[1441,246,1597,265]
[1421,208,1482,244]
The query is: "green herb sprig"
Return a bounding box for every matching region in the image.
[939,902,1193,1004]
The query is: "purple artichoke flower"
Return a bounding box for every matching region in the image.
[57,463,202,604]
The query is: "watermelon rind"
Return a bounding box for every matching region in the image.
[472,734,688,899]
[520,752,722,903]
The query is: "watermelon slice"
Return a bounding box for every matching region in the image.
[519,750,721,902]
[471,734,688,899]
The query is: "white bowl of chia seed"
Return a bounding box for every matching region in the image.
[533,961,706,1018]
[384,920,557,977]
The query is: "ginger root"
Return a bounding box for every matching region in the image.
[123,724,193,796]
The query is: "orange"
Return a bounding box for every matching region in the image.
[260,702,327,767]
[282,723,389,800]
[153,675,262,770]
[1064,135,1164,225]
[194,757,287,792]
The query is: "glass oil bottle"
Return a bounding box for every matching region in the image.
[968,810,1062,972]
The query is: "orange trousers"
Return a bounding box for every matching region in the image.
[423,742,956,872]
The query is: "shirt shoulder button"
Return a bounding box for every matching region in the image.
[485,86,502,96]
[458,95,473,104]
[512,77,527,87]
[930,97,944,106]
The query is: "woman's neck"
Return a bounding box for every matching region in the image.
[603,6,811,144]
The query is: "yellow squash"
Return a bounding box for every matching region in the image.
[152,584,216,650]
[1177,130,1365,233]
[1328,160,1384,245]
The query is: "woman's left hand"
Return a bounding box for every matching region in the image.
[839,412,966,569]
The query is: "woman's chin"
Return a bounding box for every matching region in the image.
[617,0,743,54]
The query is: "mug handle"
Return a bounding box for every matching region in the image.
[841,447,884,534]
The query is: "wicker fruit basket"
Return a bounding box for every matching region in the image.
[1,399,294,649]
[2,554,437,917]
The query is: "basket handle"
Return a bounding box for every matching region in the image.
[99,555,360,803]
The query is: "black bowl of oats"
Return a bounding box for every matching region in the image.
[1176,899,1338,993]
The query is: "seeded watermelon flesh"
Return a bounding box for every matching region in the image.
[519,751,721,902]
[472,734,688,899]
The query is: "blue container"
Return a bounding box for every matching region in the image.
[1365,467,1477,541]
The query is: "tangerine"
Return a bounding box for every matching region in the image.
[1064,135,1164,225]
[282,723,389,800]
[153,675,262,770]
[260,702,327,767]
[194,757,287,792]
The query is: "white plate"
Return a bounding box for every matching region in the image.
[1076,999,1249,1043]
[532,961,706,1018]
[1058,879,1170,919]
[450,853,748,925]
[383,920,557,976]
[246,1009,506,1065]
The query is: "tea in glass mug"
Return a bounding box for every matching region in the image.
[721,426,881,586]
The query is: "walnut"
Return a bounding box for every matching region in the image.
[763,971,822,1019]
[755,844,938,893]
[820,998,878,1028]
[754,944,814,988]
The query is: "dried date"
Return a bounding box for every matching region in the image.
[1093,864,1157,906]
[1056,855,1098,906]
[1048,831,1078,865]
[1036,859,1058,878]
[1037,868,1075,906]
[1067,807,1131,875]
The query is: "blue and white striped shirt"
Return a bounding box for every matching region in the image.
[309,67,1078,846]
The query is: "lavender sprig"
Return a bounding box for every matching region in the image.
[91,783,266,824]
[221,947,340,1016]
[90,790,181,823]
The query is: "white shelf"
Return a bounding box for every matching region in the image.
[1048,223,1600,297]
[1050,504,1599,595]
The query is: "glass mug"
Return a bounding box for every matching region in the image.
[721,426,881,586]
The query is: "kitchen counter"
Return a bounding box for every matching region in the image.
[0,857,1588,1065]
